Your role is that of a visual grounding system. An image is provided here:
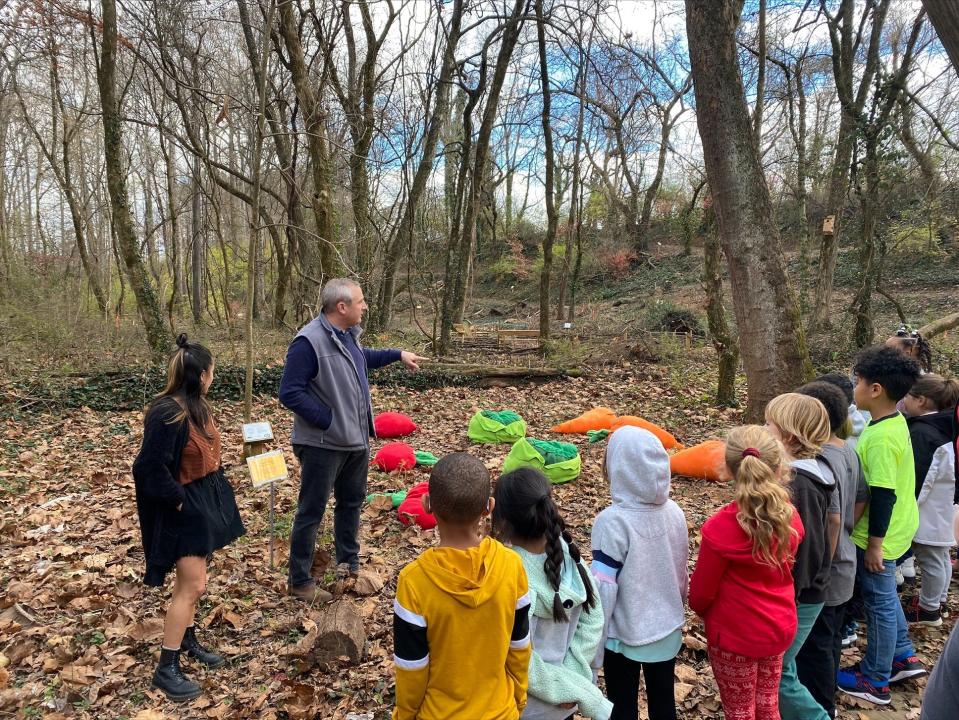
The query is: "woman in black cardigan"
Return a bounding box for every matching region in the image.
[133,334,244,701]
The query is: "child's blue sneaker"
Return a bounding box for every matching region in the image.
[837,667,891,705]
[889,654,927,683]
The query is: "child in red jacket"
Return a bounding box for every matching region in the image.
[690,426,804,720]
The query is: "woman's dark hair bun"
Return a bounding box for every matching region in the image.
[175,333,189,349]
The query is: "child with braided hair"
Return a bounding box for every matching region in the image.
[886,325,933,374]
[493,467,612,720]
[590,426,689,720]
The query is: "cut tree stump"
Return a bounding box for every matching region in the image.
[301,601,365,666]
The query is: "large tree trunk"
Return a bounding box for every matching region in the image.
[97,0,168,364]
[685,0,811,421]
[536,0,556,343]
[923,0,959,76]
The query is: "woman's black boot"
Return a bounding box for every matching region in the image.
[152,647,202,702]
[180,626,225,668]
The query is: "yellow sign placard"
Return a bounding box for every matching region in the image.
[247,450,288,488]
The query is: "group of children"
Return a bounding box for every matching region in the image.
[391,333,958,720]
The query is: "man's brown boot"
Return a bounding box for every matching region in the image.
[287,582,333,603]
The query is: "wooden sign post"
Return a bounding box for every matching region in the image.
[243,422,287,569]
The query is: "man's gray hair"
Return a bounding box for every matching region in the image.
[321,278,360,313]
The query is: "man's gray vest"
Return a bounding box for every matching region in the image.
[290,313,375,451]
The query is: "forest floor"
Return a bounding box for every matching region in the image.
[1,355,951,720]
[1,242,957,719]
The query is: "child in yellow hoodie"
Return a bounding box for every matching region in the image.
[392,452,532,720]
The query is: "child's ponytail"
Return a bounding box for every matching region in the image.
[908,373,959,411]
[725,425,798,569]
[493,467,595,623]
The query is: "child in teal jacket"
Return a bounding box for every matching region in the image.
[494,467,612,720]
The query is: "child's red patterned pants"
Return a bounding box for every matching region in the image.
[708,646,784,720]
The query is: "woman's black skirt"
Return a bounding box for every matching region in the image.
[144,469,245,586]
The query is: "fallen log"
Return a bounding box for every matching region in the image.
[425,363,583,379]
[918,311,959,339]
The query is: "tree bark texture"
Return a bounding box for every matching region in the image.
[97,0,168,364]
[923,0,959,77]
[702,208,739,406]
[686,0,811,421]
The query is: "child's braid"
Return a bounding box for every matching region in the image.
[542,497,569,623]
[562,529,597,612]
[915,333,933,373]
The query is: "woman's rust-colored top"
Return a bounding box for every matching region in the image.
[178,417,222,484]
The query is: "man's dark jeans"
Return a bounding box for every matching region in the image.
[288,444,368,588]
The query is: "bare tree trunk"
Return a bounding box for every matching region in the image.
[702,207,739,406]
[753,0,766,142]
[190,152,204,325]
[686,0,811,421]
[923,0,959,76]
[853,150,879,347]
[536,0,556,343]
[237,0,296,326]
[851,10,925,347]
[245,0,276,420]
[638,106,678,243]
[439,0,528,354]
[97,0,168,363]
[277,0,339,284]
[159,127,183,327]
[811,0,891,331]
[0,113,9,295]
[810,111,855,330]
[373,0,463,332]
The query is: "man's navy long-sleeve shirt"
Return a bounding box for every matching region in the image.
[278,332,400,430]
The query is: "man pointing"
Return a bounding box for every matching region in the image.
[279,278,426,600]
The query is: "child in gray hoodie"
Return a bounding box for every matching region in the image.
[591,426,689,720]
